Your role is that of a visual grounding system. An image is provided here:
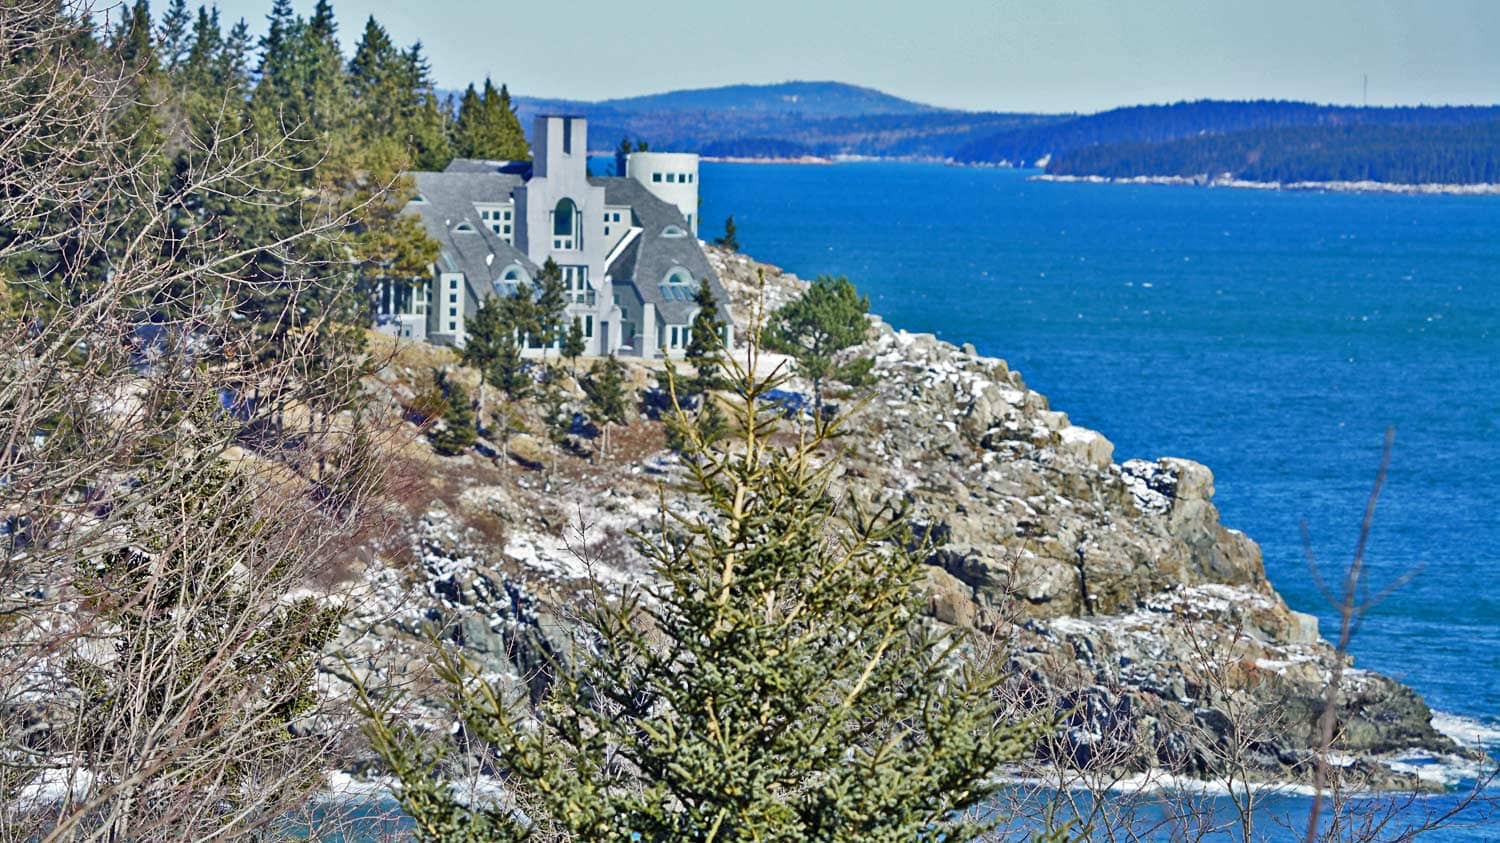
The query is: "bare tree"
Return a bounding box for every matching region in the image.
[0,2,395,839]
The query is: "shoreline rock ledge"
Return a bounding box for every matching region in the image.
[707,246,1460,790]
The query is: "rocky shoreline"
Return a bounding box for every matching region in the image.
[1034,173,1500,196]
[327,245,1469,795]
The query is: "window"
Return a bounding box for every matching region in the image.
[604,226,610,236]
[412,194,427,203]
[661,225,687,239]
[658,269,694,302]
[503,209,512,220]
[454,222,476,233]
[552,198,577,250]
[503,224,511,235]
[652,173,662,183]
[449,307,457,317]
[449,321,456,331]
[688,173,694,183]
[481,210,491,220]
[612,212,621,222]
[490,224,501,234]
[584,315,594,338]
[562,265,592,304]
[449,293,457,303]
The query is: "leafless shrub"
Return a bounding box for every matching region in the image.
[0,2,397,839]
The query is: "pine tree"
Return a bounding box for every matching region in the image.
[362,345,1048,842]
[714,215,740,251]
[432,374,477,456]
[581,353,628,459]
[763,274,872,416]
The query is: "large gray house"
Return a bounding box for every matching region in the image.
[374,115,733,359]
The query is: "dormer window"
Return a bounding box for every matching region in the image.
[411,194,428,204]
[659,269,695,301]
[661,225,687,239]
[454,222,476,233]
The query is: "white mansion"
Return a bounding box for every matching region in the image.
[374,115,733,358]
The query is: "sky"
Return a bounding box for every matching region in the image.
[198,0,1500,113]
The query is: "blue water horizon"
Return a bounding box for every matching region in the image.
[696,161,1499,741]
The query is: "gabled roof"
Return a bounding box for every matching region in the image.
[405,171,538,295]
[592,176,731,324]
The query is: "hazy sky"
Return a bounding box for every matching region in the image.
[198,0,1499,113]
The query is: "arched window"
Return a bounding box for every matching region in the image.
[658,268,696,302]
[553,199,576,236]
[552,199,577,249]
[497,265,529,297]
[661,225,687,239]
[453,222,476,233]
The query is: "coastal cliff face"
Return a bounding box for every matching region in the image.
[330,246,1457,792]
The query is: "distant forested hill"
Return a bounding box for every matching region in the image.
[500,83,1500,184]
[507,82,1063,162]
[951,100,1500,166]
[1045,121,1500,184]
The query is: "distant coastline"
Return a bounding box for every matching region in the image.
[1033,173,1500,196]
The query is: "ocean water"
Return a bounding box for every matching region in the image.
[696,161,1500,837]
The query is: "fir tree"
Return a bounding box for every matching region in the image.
[362,344,1049,842]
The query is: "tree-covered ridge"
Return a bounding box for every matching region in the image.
[1044,119,1500,185]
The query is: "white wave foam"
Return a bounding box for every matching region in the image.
[1432,712,1500,749]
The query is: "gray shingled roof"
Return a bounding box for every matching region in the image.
[592,177,731,324]
[405,172,538,299]
[443,158,534,178]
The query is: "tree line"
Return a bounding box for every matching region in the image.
[1045,119,1500,185]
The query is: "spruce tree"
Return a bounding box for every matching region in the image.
[362,345,1048,842]
[581,353,628,458]
[452,77,530,161]
[155,0,191,72]
[714,215,740,251]
[685,276,727,397]
[433,374,477,456]
[561,315,587,374]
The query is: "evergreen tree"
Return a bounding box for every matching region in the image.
[763,274,872,416]
[684,276,727,397]
[452,77,529,160]
[561,315,587,374]
[491,283,536,402]
[534,257,568,354]
[713,215,740,251]
[155,0,191,72]
[461,295,506,425]
[433,374,477,456]
[362,347,1047,842]
[581,353,628,458]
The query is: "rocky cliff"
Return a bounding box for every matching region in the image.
[329,247,1461,793]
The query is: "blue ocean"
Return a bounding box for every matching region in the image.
[697,161,1500,837]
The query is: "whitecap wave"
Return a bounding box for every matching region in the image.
[1432,712,1500,749]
